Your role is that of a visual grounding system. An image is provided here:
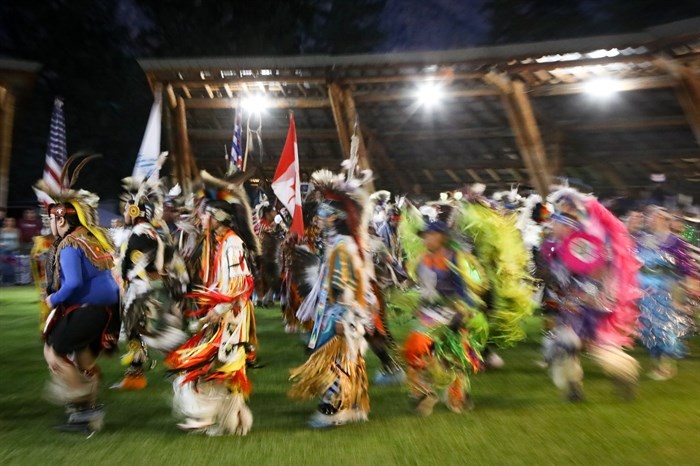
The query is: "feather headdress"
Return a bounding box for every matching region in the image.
[311,163,373,258]
[33,152,113,251]
[120,152,168,222]
[200,168,260,256]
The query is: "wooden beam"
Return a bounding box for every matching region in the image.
[186,97,329,109]
[486,72,551,195]
[165,84,178,109]
[422,169,435,183]
[560,116,688,131]
[327,83,351,159]
[181,85,192,99]
[0,92,15,211]
[189,128,338,140]
[353,87,498,103]
[508,168,523,181]
[163,91,180,186]
[223,83,233,98]
[203,84,215,99]
[175,97,194,190]
[191,125,513,141]
[505,54,653,73]
[340,86,372,179]
[465,168,484,182]
[530,75,675,97]
[445,169,462,183]
[485,168,501,182]
[383,127,512,140]
[668,64,700,147]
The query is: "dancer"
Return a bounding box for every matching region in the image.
[165,170,259,436]
[540,188,641,401]
[636,207,694,380]
[400,204,489,416]
[35,154,120,433]
[280,199,322,333]
[289,167,374,428]
[113,166,189,390]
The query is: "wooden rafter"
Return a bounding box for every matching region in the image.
[186,97,328,109]
[465,168,483,183]
[445,169,462,183]
[327,83,351,159]
[485,72,551,195]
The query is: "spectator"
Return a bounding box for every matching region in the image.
[18,209,42,253]
[0,217,20,253]
[0,217,20,285]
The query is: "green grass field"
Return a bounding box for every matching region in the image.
[1,286,698,465]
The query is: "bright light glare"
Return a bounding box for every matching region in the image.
[416,82,444,108]
[583,78,622,98]
[241,94,269,113]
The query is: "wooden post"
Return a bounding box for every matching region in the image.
[163,86,180,187]
[485,72,551,195]
[0,90,15,213]
[327,82,375,191]
[673,68,700,148]
[340,87,373,176]
[175,96,193,191]
[655,57,700,149]
[328,83,351,158]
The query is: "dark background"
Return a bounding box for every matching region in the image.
[1,0,698,208]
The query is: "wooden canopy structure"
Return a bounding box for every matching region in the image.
[0,59,40,212]
[139,17,700,198]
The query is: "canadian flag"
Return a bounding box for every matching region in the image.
[271,114,304,236]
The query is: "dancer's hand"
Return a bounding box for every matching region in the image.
[203,309,221,325]
[45,295,53,309]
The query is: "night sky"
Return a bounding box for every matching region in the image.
[1,0,698,210]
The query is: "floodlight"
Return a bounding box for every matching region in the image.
[583,78,622,98]
[242,94,269,113]
[416,82,444,108]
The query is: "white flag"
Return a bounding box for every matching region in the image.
[133,85,163,178]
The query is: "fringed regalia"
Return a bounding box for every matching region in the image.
[399,206,489,415]
[636,225,694,377]
[540,188,641,401]
[117,220,189,387]
[280,201,322,333]
[34,153,120,433]
[166,170,259,436]
[289,164,375,428]
[166,227,255,435]
[289,235,372,424]
[257,219,284,305]
[114,158,190,390]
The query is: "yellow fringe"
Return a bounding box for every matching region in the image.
[288,336,369,413]
[54,228,114,288]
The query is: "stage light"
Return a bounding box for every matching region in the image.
[241,94,269,113]
[583,78,622,98]
[416,82,444,108]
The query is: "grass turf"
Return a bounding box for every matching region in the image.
[0,285,698,465]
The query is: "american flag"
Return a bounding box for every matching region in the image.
[42,98,67,192]
[228,108,243,174]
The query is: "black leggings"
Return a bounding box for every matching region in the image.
[46,305,115,356]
